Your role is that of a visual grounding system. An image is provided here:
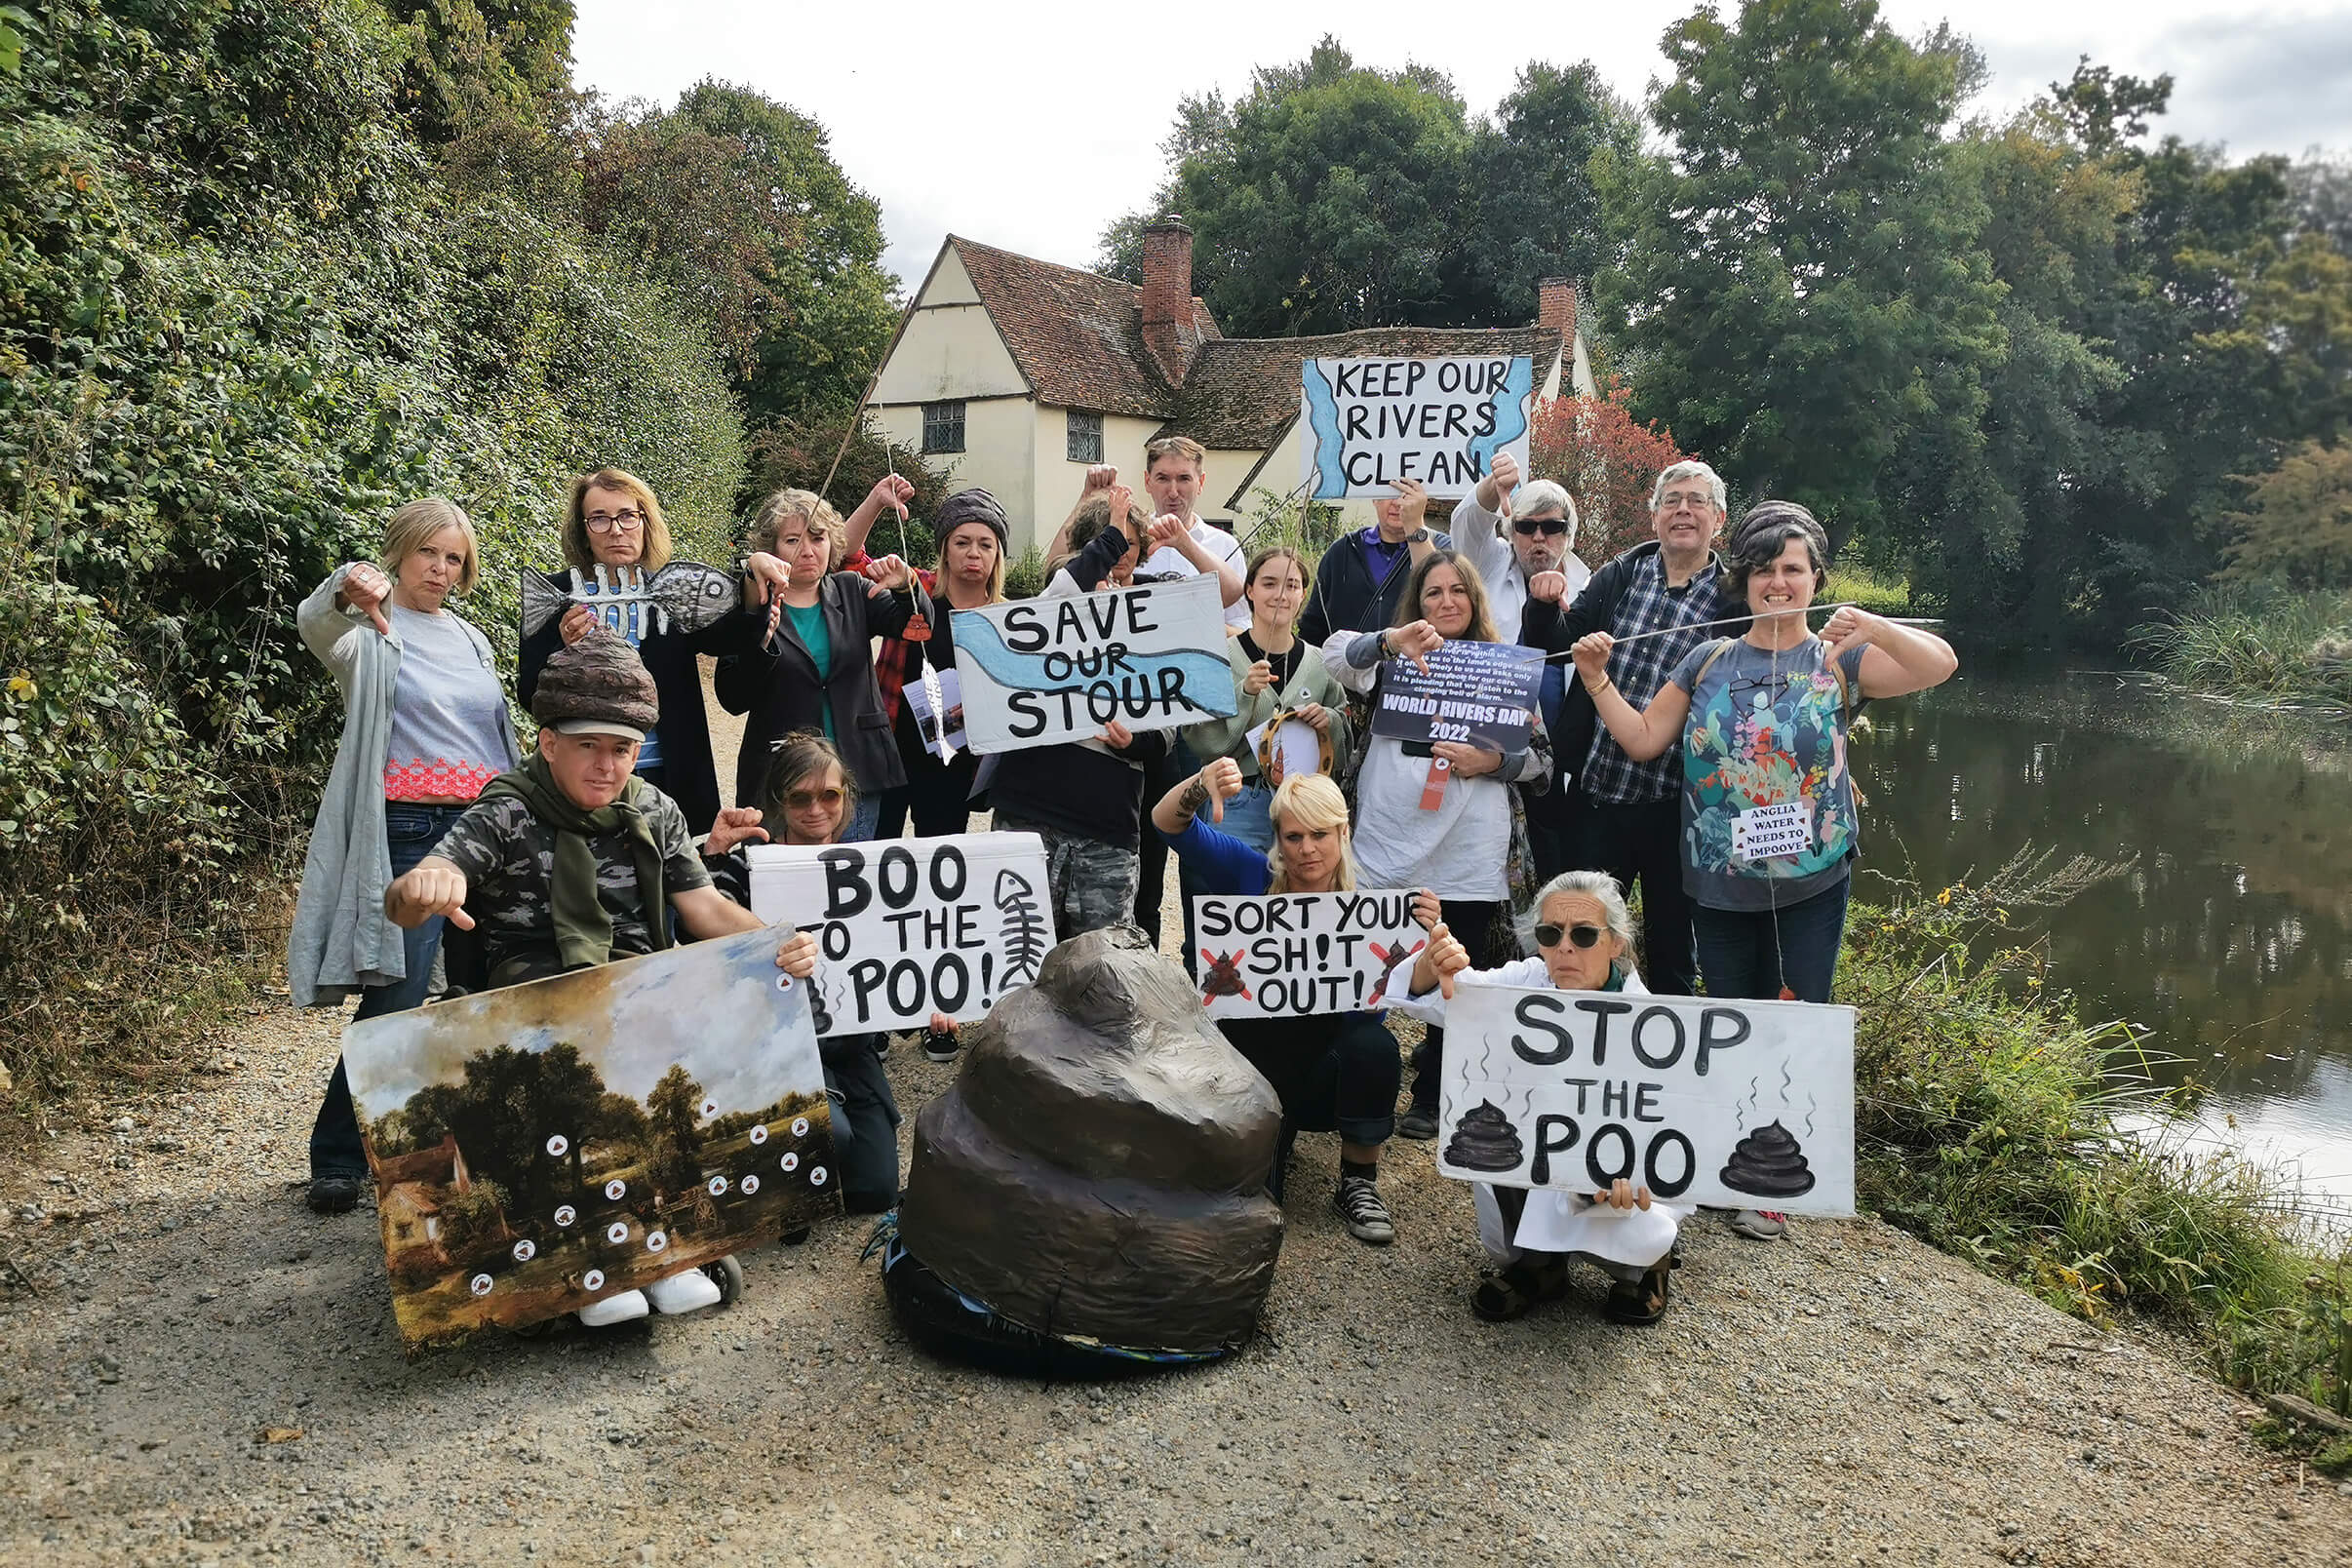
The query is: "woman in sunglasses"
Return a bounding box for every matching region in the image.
[702,732,941,1215]
[1391,870,1683,1324]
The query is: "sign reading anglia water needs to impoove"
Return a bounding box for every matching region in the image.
[950,575,1238,754]
[1433,983,1857,1216]
[1301,356,1538,499]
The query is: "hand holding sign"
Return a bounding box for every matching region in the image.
[1410,888,1441,930]
[1431,740,1503,778]
[774,928,818,978]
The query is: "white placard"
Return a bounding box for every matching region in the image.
[1191,891,1428,1019]
[1243,717,1324,787]
[1435,982,1856,1216]
[748,833,1052,1035]
[1733,800,1812,861]
[1300,356,1537,499]
[949,575,1238,754]
[904,667,966,761]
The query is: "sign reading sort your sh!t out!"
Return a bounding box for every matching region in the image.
[1300,356,1537,499]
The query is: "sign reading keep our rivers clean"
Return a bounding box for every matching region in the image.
[1434,982,1857,1217]
[949,575,1237,754]
[1300,356,1537,499]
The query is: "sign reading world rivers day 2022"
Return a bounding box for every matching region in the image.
[747,833,1052,1037]
[1435,982,1857,1217]
[950,574,1237,754]
[1301,356,1537,499]
[1371,640,1547,753]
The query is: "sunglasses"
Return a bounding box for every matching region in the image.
[1512,516,1569,537]
[784,788,845,810]
[1535,922,1607,950]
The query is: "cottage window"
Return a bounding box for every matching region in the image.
[1066,409,1104,463]
[922,401,966,454]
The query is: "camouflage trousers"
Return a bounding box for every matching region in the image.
[994,812,1140,944]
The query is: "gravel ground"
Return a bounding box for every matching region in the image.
[4,666,2347,1566]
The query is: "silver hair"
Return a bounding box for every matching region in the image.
[1649,459,1727,516]
[1515,870,1637,968]
[1513,479,1578,545]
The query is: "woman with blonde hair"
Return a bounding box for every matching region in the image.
[288,497,520,1214]
[518,467,787,836]
[1150,761,1432,1247]
[1324,548,1551,1141]
[715,486,930,842]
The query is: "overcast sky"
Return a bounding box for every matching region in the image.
[573,1,2352,293]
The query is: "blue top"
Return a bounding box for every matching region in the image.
[1166,814,1269,895]
[784,603,836,741]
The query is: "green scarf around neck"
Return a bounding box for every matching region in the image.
[480,752,670,969]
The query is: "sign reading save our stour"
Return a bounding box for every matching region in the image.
[748,833,1052,1036]
[1371,641,1547,753]
[1434,983,1856,1216]
[1191,891,1428,1019]
[1301,356,1537,499]
[950,574,1237,754]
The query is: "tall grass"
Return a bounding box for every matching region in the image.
[2133,587,2352,708]
[1824,565,1913,617]
[1846,852,2348,1426]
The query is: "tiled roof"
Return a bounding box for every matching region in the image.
[1163,325,1565,452]
[950,237,1219,418]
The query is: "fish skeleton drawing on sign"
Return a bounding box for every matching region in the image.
[520,563,738,645]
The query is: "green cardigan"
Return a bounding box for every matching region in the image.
[1186,633,1352,782]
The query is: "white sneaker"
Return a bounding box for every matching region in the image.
[644,1268,723,1314]
[576,1289,649,1326]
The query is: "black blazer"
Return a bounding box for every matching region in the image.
[715,570,931,807]
[518,569,764,837]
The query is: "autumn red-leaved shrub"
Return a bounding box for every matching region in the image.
[1529,385,1689,567]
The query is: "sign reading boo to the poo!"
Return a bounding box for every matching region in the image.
[1435,982,1856,1217]
[340,927,839,1349]
[950,575,1238,754]
[1190,891,1428,1019]
[747,833,1052,1036]
[1301,356,1537,499]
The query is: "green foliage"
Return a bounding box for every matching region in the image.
[2133,588,2352,708]
[643,1062,705,1196]
[1846,859,2345,1406]
[1000,544,1047,603]
[740,416,951,563]
[2223,440,2352,589]
[1235,486,1346,560]
[1823,565,1911,617]
[388,0,579,208]
[436,1177,513,1261]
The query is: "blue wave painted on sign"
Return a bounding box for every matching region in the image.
[1301,360,1348,499]
[952,609,1240,718]
[1468,356,1536,474]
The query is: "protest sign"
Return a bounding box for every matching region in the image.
[748,832,1052,1035]
[904,667,966,760]
[1192,890,1428,1019]
[950,574,1238,754]
[1433,982,1856,1217]
[1300,356,1536,499]
[1371,641,1546,752]
[341,926,837,1348]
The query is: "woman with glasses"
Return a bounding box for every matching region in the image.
[1570,501,1956,1239]
[519,468,788,837]
[716,488,930,843]
[1390,870,1683,1323]
[289,499,520,1214]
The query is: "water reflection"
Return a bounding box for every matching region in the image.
[1850,660,2352,1203]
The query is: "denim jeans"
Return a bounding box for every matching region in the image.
[309,802,468,1179]
[1691,875,1853,1003]
[842,793,883,844]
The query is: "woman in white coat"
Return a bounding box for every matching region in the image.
[1389,870,1684,1324]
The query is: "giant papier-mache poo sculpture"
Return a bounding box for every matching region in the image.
[880,926,1285,1374]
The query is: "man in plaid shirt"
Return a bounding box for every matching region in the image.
[1518,459,1735,995]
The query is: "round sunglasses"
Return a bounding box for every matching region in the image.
[1535,921,1607,950]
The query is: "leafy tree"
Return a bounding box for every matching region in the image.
[2047,55,2174,156]
[1448,63,1642,323]
[389,0,579,206]
[1529,385,1689,566]
[643,1063,706,1196]
[739,417,949,562]
[2224,441,2352,589]
[2287,150,2352,251]
[581,79,897,428]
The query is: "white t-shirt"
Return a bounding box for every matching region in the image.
[1141,519,1249,629]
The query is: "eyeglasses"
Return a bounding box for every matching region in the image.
[784,788,845,810]
[1657,490,1713,512]
[1512,516,1569,537]
[584,510,646,533]
[1535,922,1606,950]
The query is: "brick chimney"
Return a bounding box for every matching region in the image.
[1538,277,1579,340]
[1140,215,1196,387]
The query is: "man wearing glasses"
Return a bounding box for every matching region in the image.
[1445,451,1588,644]
[1517,459,1737,997]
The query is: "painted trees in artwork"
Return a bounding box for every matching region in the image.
[644,1064,710,1197]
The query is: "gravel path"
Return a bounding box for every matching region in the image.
[5,668,2347,1565]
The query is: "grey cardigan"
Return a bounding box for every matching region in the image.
[285,566,519,1007]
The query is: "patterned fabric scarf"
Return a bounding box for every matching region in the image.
[478,753,669,969]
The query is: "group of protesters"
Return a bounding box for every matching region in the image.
[285,429,1955,1331]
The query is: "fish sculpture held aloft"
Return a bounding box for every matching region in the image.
[521,562,739,646]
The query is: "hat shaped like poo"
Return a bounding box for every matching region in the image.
[531,625,658,741]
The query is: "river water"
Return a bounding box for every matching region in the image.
[1846,657,2352,1211]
